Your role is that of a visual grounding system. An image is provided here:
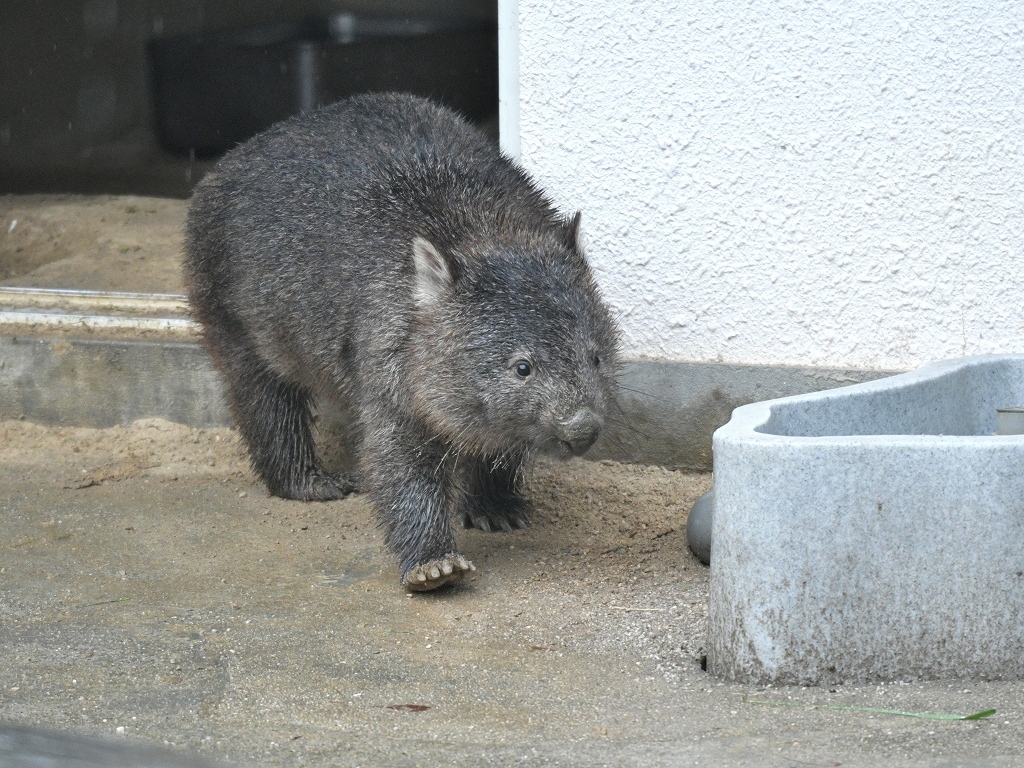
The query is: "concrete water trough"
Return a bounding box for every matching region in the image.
[708,354,1024,684]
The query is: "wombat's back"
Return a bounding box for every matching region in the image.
[186,92,561,284]
[184,93,568,386]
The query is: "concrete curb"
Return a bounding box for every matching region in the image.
[0,287,899,468]
[588,358,896,469]
[0,347,894,471]
[0,336,229,429]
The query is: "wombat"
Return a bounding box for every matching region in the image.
[184,93,619,591]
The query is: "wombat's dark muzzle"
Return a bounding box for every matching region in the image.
[557,410,603,456]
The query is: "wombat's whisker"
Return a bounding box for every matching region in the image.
[603,413,645,431]
[603,396,651,441]
[614,385,670,404]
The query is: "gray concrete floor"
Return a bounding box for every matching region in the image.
[1,420,1022,767]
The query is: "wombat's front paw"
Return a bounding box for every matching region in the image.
[403,554,476,592]
[280,471,361,501]
[461,502,530,533]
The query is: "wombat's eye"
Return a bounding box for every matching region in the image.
[514,361,533,378]
[592,352,601,368]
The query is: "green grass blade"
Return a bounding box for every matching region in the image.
[746,699,996,721]
[962,709,998,721]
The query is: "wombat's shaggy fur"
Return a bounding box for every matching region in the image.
[185,93,619,591]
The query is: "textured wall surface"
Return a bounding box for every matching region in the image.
[517,0,1024,369]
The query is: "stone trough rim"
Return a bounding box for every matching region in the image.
[715,353,1024,445]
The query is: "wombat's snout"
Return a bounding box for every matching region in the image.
[557,409,603,456]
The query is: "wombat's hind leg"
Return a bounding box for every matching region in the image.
[243,375,357,500]
[460,457,530,532]
[404,554,476,592]
[218,340,356,501]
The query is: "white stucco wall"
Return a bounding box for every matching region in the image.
[514,0,1024,370]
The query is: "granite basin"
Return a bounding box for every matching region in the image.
[708,355,1024,684]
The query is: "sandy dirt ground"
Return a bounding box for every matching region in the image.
[2,420,1023,768]
[0,416,712,673]
[1,195,187,293]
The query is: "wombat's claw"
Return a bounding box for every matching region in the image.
[284,471,360,501]
[461,510,529,533]
[403,554,476,592]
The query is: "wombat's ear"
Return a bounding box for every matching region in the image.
[411,237,454,307]
[564,211,584,251]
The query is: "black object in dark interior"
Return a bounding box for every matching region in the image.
[148,15,497,157]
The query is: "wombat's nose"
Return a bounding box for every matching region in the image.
[559,409,603,456]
